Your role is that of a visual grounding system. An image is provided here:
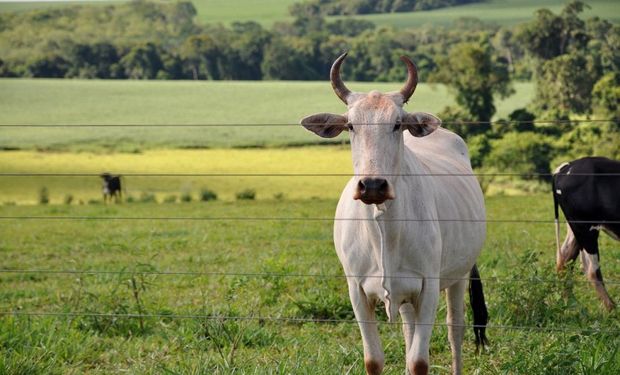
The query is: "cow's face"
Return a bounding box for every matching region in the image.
[301,53,440,205]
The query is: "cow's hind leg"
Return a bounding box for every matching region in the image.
[348,283,384,375]
[446,279,467,375]
[557,224,580,272]
[581,246,615,311]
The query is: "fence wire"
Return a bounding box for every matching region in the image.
[1,268,619,285]
[2,172,619,177]
[0,119,616,127]
[0,216,617,224]
[1,311,618,334]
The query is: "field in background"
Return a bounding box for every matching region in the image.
[0,79,534,151]
[0,148,353,204]
[355,0,620,28]
[1,195,619,373]
[1,0,617,27]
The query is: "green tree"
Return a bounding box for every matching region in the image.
[435,42,513,134]
[591,72,620,122]
[517,1,589,60]
[120,42,164,79]
[534,52,596,119]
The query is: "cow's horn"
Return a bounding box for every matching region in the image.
[399,56,418,104]
[330,52,351,104]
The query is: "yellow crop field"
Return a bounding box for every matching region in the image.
[0,147,354,204]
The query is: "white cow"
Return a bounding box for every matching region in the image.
[300,52,488,375]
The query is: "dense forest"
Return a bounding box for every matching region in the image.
[289,0,480,16]
[0,0,618,182]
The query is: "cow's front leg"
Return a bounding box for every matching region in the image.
[446,279,467,375]
[399,303,415,356]
[348,283,384,375]
[407,278,440,375]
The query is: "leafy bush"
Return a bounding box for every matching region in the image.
[180,192,192,202]
[484,131,555,180]
[236,189,256,200]
[200,188,218,202]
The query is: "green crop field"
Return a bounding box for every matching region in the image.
[0,79,534,151]
[355,0,620,28]
[1,0,617,27]
[1,195,619,373]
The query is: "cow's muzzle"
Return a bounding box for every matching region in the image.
[353,177,394,205]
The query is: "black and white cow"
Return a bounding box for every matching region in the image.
[100,173,123,203]
[553,156,620,311]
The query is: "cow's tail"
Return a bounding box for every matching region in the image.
[552,173,561,258]
[469,264,488,352]
[552,162,569,259]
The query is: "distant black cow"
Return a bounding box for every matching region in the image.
[100,173,122,203]
[553,157,620,311]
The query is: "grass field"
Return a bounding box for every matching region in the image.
[0,79,534,151]
[1,195,619,373]
[1,0,617,27]
[355,0,620,28]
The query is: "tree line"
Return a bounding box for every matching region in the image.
[289,0,480,16]
[0,0,617,182]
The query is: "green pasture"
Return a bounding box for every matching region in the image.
[0,79,534,151]
[1,195,619,373]
[354,0,620,28]
[1,0,618,27]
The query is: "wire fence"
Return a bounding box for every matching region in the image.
[2,311,618,334]
[2,118,619,336]
[2,268,619,285]
[2,172,619,177]
[0,119,616,127]
[0,216,617,224]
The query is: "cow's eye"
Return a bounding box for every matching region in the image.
[346,123,354,132]
[393,120,402,132]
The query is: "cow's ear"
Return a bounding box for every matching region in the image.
[402,112,441,137]
[300,113,348,138]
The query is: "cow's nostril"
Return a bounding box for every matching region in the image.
[379,179,388,193]
[357,180,366,194]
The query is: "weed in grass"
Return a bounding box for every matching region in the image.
[63,194,73,205]
[292,279,353,321]
[38,187,49,205]
[199,306,278,369]
[138,192,157,203]
[163,194,177,203]
[67,264,158,337]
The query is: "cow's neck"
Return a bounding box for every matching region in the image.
[369,146,432,321]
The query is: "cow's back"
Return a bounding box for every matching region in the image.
[405,127,486,280]
[555,157,620,222]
